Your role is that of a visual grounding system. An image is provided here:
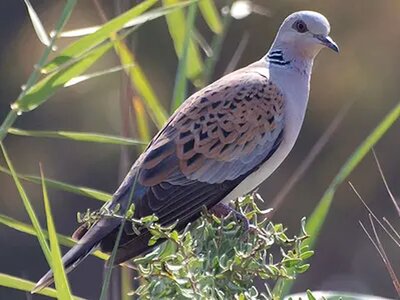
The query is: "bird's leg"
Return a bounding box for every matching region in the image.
[209,202,250,232]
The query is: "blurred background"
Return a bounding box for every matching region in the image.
[0,0,399,299]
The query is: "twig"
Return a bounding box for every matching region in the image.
[372,149,400,217]
[369,215,400,296]
[359,220,385,265]
[349,182,400,247]
[359,219,400,297]
[383,217,400,245]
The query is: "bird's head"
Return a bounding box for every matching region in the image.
[273,11,339,59]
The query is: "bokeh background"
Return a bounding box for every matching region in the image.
[0,0,399,299]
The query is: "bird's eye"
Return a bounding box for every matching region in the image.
[293,20,308,33]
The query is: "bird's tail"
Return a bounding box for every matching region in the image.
[32,218,119,293]
[31,239,97,293]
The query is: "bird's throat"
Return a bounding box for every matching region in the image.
[266,47,314,77]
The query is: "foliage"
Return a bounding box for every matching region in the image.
[79,193,313,299]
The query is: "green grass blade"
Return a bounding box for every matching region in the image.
[64,64,135,87]
[162,0,203,82]
[13,42,113,113]
[132,96,152,150]
[60,2,196,38]
[42,0,158,74]
[276,101,400,296]
[8,128,147,146]
[170,2,198,112]
[0,273,85,299]
[0,213,108,260]
[121,268,133,300]
[0,143,52,265]
[0,164,111,202]
[113,39,169,128]
[23,0,51,47]
[40,166,73,298]
[198,0,222,34]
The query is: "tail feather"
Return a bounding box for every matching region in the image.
[32,217,120,293]
[31,242,96,294]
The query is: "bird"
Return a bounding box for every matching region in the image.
[33,10,338,292]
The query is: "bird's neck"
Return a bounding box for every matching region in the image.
[262,45,314,126]
[264,45,315,78]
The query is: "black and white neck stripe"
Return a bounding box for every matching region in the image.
[267,50,291,66]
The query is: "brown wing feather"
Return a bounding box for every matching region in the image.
[138,68,284,186]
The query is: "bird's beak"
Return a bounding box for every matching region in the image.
[315,35,339,53]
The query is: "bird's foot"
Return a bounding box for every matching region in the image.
[210,202,252,233]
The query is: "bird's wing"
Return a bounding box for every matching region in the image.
[105,66,285,262]
[140,68,284,186]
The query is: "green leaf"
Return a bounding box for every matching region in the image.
[295,264,310,274]
[23,0,51,47]
[306,290,317,300]
[170,230,179,243]
[162,0,204,81]
[0,164,111,202]
[13,41,113,112]
[42,0,158,74]
[40,166,73,298]
[198,0,222,34]
[299,250,314,260]
[8,127,147,146]
[64,64,135,87]
[148,235,159,246]
[283,258,302,268]
[0,213,108,260]
[171,2,198,112]
[0,273,84,299]
[0,143,52,265]
[141,215,159,223]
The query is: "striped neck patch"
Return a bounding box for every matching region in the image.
[267,50,291,66]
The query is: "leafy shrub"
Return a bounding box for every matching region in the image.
[90,193,314,299]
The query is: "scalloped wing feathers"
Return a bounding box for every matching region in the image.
[139,68,285,186]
